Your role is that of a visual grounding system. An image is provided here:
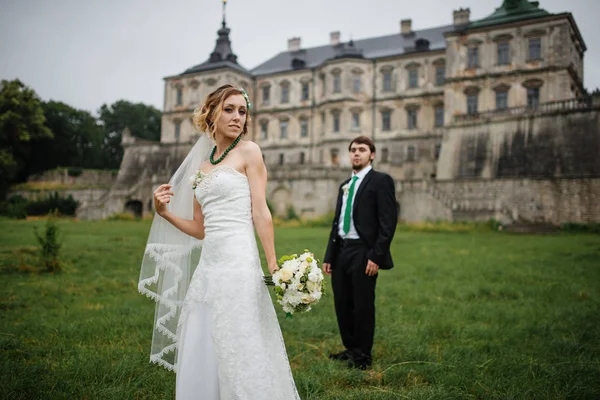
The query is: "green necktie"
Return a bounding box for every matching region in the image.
[343,175,359,235]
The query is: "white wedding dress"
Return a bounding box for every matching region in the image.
[175,164,300,400]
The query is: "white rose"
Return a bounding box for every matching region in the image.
[298,261,308,274]
[306,280,318,292]
[301,294,313,304]
[279,268,294,282]
[308,271,320,283]
[311,291,322,301]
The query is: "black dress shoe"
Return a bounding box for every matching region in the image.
[328,350,352,361]
[347,355,372,370]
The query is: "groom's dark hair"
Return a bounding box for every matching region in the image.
[348,136,376,153]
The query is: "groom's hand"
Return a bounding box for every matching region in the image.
[322,263,332,276]
[365,259,379,276]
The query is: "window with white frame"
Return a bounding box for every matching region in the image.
[280,120,288,138]
[300,118,308,137]
[381,110,391,131]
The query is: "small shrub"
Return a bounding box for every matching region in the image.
[33,215,62,273]
[286,206,299,221]
[67,167,83,177]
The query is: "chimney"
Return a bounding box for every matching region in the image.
[288,37,301,52]
[453,8,470,26]
[401,19,412,35]
[330,31,341,46]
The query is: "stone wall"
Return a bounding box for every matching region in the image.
[26,169,116,187]
[397,177,600,225]
[9,188,111,220]
[438,106,600,180]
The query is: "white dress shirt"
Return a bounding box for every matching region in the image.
[338,165,372,239]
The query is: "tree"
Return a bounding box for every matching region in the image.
[0,79,52,196]
[30,101,105,173]
[98,100,162,169]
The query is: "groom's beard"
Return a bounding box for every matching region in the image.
[352,161,371,171]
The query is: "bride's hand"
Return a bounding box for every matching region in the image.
[153,184,174,216]
[267,262,279,275]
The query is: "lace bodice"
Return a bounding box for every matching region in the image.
[194,165,252,235]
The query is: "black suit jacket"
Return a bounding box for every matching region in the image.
[323,168,398,270]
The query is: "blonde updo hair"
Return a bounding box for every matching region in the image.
[192,84,251,140]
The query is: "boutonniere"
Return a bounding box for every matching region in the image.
[342,183,350,197]
[188,169,206,190]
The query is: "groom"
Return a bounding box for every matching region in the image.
[322,135,398,370]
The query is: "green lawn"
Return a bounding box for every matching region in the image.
[1,218,599,399]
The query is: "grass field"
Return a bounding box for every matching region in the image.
[1,218,599,399]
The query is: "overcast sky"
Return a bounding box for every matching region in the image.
[1,0,598,114]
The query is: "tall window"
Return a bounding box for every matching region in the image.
[299,152,305,165]
[330,148,339,165]
[280,120,288,139]
[408,69,418,89]
[496,90,508,110]
[300,118,308,137]
[381,148,389,163]
[407,145,416,162]
[333,112,340,133]
[435,105,444,127]
[528,37,541,60]
[351,112,360,130]
[301,83,310,101]
[174,121,181,140]
[260,120,268,139]
[434,143,442,159]
[382,71,393,92]
[353,75,361,93]
[280,84,289,104]
[497,41,510,65]
[321,111,326,132]
[435,66,445,86]
[467,94,478,114]
[527,87,540,108]
[176,87,183,106]
[407,109,418,130]
[279,153,284,165]
[333,73,341,93]
[262,86,270,104]
[467,46,479,68]
[381,111,391,131]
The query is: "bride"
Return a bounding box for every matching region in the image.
[138,84,300,399]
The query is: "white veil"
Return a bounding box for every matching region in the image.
[138,133,213,371]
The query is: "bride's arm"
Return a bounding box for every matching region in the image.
[244,142,278,274]
[153,184,205,240]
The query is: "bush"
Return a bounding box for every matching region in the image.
[67,167,83,177]
[27,192,79,216]
[561,222,600,234]
[34,215,62,273]
[0,195,29,219]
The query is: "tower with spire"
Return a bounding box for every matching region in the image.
[161,0,251,145]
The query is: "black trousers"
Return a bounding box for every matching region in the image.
[331,238,378,359]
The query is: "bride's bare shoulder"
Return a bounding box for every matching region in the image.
[240,140,261,156]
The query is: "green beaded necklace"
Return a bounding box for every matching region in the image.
[209,134,242,165]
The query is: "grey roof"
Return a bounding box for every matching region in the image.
[181,59,249,76]
[251,24,454,76]
[177,21,249,77]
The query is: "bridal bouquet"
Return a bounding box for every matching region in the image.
[264,250,325,317]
